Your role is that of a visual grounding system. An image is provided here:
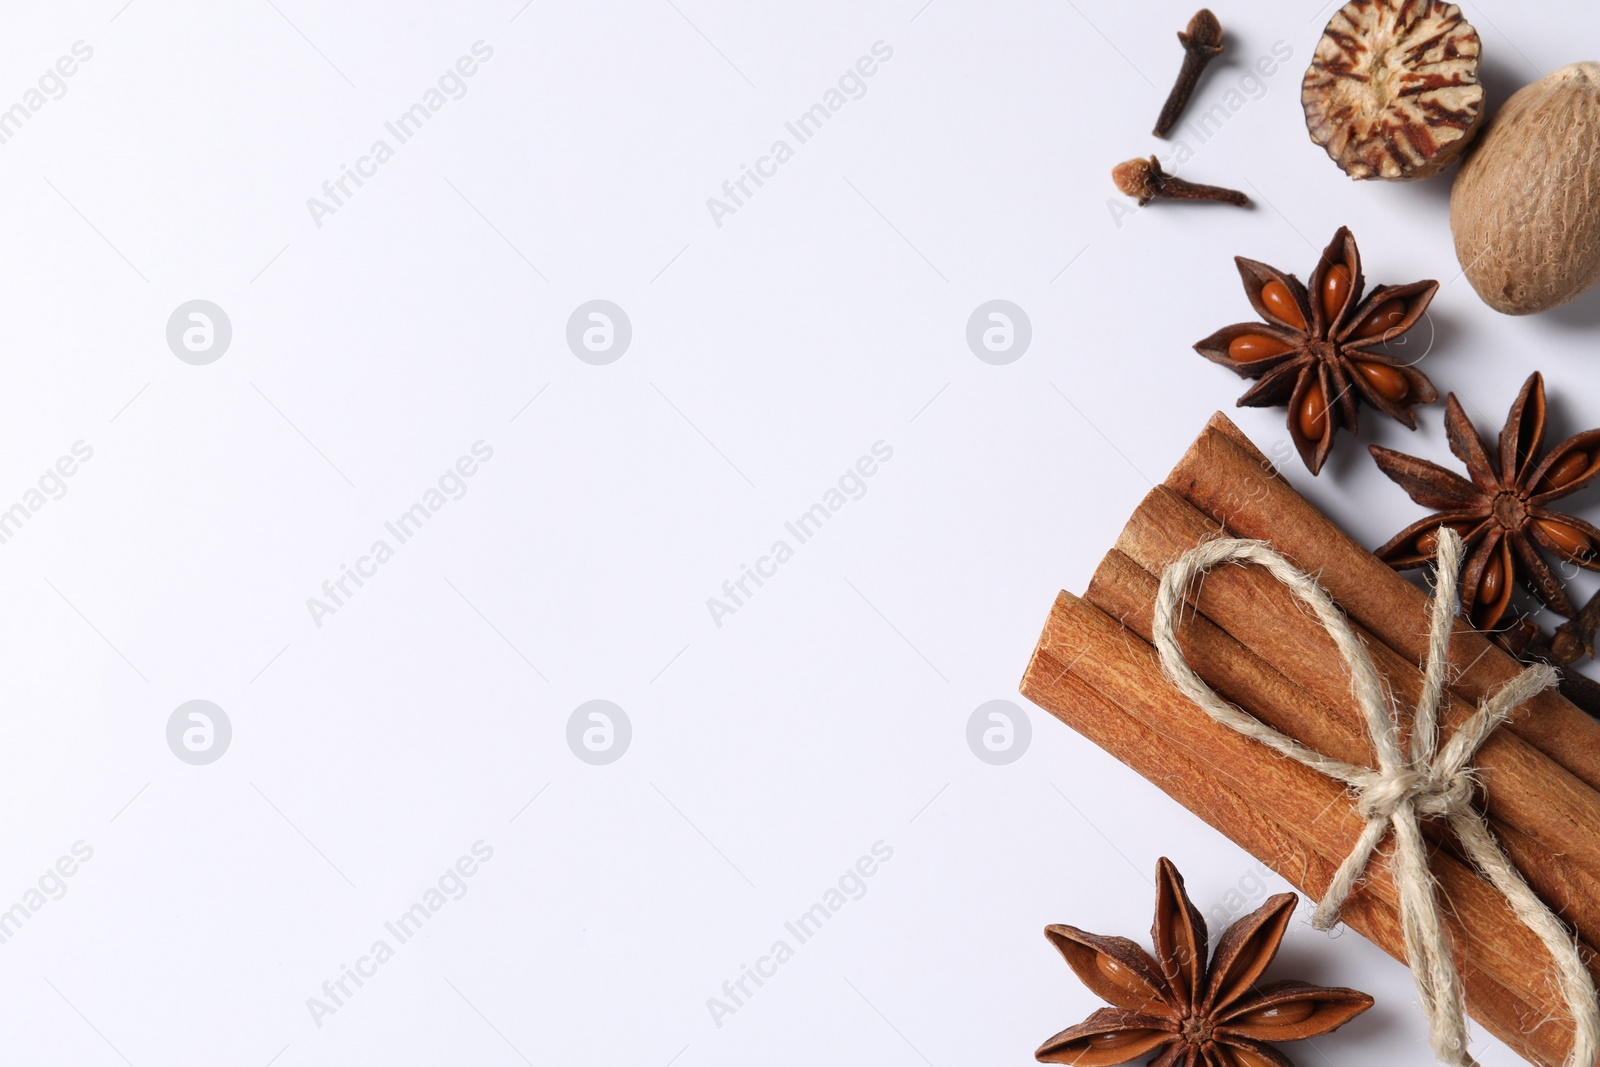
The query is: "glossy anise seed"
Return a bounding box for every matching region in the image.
[1540,519,1593,557]
[1480,552,1506,605]
[1298,382,1329,440]
[1261,280,1306,329]
[1238,1000,1318,1026]
[1416,522,1473,556]
[1094,953,1153,1002]
[1354,298,1407,339]
[1542,452,1591,493]
[1355,361,1409,402]
[1087,1029,1161,1049]
[1322,263,1352,321]
[1228,334,1293,363]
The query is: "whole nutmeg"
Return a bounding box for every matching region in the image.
[1451,62,1600,315]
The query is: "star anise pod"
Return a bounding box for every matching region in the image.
[1371,372,1600,631]
[1194,226,1439,475]
[1037,858,1372,1066]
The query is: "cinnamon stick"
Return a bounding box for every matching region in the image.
[1085,547,1600,946]
[1171,414,1600,793]
[1113,484,1600,891]
[1023,642,1568,1066]
[1024,601,1587,1062]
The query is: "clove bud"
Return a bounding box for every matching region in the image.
[1154,9,1224,138]
[1111,156,1249,207]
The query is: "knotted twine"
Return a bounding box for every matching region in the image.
[1151,529,1600,1067]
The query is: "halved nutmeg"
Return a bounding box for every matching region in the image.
[1302,0,1484,181]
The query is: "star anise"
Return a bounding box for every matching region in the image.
[1194,226,1439,475]
[1371,372,1600,631]
[1037,858,1372,1066]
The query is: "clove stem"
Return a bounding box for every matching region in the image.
[1154,9,1223,139]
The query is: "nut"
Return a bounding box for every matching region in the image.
[1451,62,1600,315]
[1302,0,1484,181]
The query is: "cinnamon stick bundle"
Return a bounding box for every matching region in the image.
[1022,413,1600,1067]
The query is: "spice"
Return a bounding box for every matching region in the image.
[1370,372,1600,630]
[1452,63,1600,314]
[1552,595,1600,670]
[1153,9,1223,139]
[1037,858,1371,1066]
[1192,226,1438,474]
[1529,613,1600,719]
[1111,156,1248,207]
[1302,0,1483,181]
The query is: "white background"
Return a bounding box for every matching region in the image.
[1,0,1598,1064]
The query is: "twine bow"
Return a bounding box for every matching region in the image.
[1152,530,1600,1067]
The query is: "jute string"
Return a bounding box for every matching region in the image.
[1152,530,1600,1067]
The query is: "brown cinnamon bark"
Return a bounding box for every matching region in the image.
[1085,548,1600,947]
[1025,591,1590,1064]
[1022,627,1569,1067]
[1171,414,1600,792]
[1112,484,1600,893]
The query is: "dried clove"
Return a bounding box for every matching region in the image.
[1510,629,1600,718]
[1154,9,1224,138]
[1112,155,1248,207]
[1552,592,1600,665]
